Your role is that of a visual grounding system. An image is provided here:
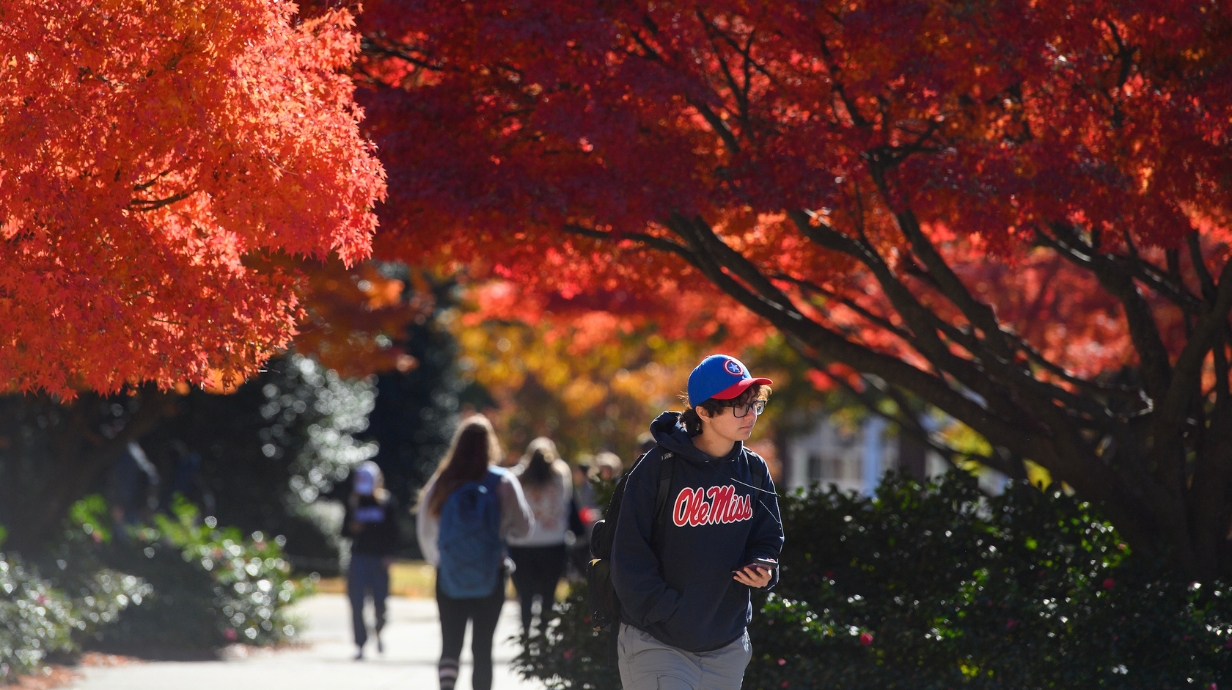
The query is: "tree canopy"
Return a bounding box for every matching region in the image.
[349,0,1232,576]
[0,0,385,396]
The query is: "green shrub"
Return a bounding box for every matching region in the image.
[62,496,310,654]
[0,494,301,681]
[514,472,1232,689]
[1,543,146,685]
[0,553,76,683]
[514,580,618,690]
[41,498,153,640]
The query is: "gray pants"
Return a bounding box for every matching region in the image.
[617,624,752,690]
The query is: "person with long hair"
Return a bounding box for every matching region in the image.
[610,354,784,690]
[507,436,573,635]
[342,460,400,660]
[416,415,532,690]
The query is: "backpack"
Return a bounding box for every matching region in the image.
[437,469,505,599]
[587,449,675,633]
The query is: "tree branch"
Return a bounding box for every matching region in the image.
[360,36,446,72]
[668,215,802,319]
[132,168,172,192]
[773,272,912,341]
[128,190,194,211]
[1154,258,1232,457]
[1039,223,1174,404]
[562,223,694,261]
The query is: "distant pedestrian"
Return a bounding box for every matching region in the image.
[108,441,159,532]
[567,459,599,579]
[507,437,573,635]
[636,431,657,457]
[610,354,784,690]
[572,459,598,519]
[417,415,532,690]
[590,451,624,483]
[342,460,400,660]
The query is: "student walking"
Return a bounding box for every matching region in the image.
[341,461,400,660]
[590,451,624,483]
[611,354,784,690]
[507,437,573,635]
[417,415,533,690]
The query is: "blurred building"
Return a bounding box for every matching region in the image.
[781,414,1007,495]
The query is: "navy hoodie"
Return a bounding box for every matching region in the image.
[611,411,784,653]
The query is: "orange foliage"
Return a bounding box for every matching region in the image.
[294,259,424,378]
[0,0,386,396]
[454,288,772,460]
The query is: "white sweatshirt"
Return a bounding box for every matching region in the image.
[506,459,574,548]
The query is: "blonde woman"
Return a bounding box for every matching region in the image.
[507,436,573,635]
[417,415,532,690]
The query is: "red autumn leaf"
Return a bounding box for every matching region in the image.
[0,0,386,397]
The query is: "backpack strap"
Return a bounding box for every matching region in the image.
[483,466,505,488]
[650,451,675,548]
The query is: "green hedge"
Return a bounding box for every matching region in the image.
[64,496,309,653]
[0,553,78,683]
[0,550,147,684]
[514,472,1232,689]
[0,496,309,682]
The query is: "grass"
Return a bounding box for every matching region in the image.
[316,560,571,600]
[315,560,437,598]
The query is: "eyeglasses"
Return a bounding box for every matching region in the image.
[729,400,766,418]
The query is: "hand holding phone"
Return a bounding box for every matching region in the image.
[732,558,777,588]
[741,557,777,572]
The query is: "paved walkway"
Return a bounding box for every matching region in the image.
[68,595,545,690]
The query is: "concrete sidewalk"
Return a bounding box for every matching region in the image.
[68,595,545,690]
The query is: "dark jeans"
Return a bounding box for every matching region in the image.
[508,544,567,635]
[436,572,506,690]
[348,554,390,648]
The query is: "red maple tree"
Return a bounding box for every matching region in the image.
[0,0,386,396]
[345,0,1232,576]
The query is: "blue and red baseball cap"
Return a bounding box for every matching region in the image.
[687,355,772,405]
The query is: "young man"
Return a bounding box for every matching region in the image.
[611,354,784,690]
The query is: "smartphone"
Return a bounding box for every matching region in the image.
[735,557,778,573]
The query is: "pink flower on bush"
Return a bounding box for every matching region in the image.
[1005,619,1018,631]
[563,649,574,660]
[778,658,786,666]
[224,628,238,641]
[859,632,873,646]
[1102,578,1115,590]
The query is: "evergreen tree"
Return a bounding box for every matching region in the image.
[364,274,489,557]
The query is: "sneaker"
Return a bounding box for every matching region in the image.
[354,647,364,661]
